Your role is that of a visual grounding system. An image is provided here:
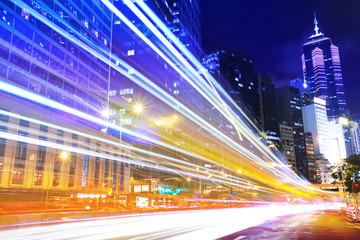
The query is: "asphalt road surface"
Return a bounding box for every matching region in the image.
[219,209,360,240]
[1,204,359,240]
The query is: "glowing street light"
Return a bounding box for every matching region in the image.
[46,151,69,209]
[60,151,69,160]
[134,104,143,114]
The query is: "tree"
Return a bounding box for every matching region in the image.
[331,154,360,192]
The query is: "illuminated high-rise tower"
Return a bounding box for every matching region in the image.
[302,13,348,120]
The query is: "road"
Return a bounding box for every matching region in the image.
[219,209,360,240]
[1,204,358,240]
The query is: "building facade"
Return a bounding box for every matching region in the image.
[0,93,131,195]
[277,85,308,180]
[278,122,296,170]
[315,154,332,184]
[202,47,256,115]
[302,97,332,161]
[254,73,278,135]
[0,0,112,119]
[301,15,348,120]
[304,132,317,184]
[328,117,353,163]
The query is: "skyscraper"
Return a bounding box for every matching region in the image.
[0,0,111,118]
[302,97,331,160]
[304,132,317,184]
[202,47,256,115]
[302,14,348,120]
[0,0,133,196]
[278,122,296,170]
[277,86,308,180]
[254,73,278,134]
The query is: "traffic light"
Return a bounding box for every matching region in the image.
[352,182,360,193]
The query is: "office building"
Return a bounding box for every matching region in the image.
[302,97,331,161]
[156,0,202,58]
[202,47,256,115]
[277,85,308,179]
[278,122,296,170]
[289,77,311,107]
[0,0,111,118]
[349,118,360,155]
[0,0,138,198]
[254,73,279,134]
[328,117,353,163]
[315,154,332,184]
[302,14,348,120]
[304,132,317,184]
[0,92,131,194]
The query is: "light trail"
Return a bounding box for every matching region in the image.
[2,0,321,197]
[0,204,341,239]
[125,0,290,169]
[16,0,274,171]
[0,131,261,191]
[0,109,257,187]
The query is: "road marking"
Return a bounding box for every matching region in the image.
[233,236,246,240]
[337,213,360,229]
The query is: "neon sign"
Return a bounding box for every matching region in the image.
[156,186,187,195]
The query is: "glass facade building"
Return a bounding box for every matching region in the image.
[0,0,135,196]
[0,0,111,117]
[302,16,348,120]
[202,47,256,116]
[277,86,308,180]
[254,73,278,134]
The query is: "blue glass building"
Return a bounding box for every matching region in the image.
[202,47,256,116]
[0,0,111,116]
[277,86,308,180]
[302,15,348,120]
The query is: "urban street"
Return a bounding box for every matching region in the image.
[1,0,360,239]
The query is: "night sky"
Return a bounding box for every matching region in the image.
[201,0,360,115]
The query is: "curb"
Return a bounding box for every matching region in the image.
[338,213,360,223]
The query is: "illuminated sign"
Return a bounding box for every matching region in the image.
[156,186,187,195]
[136,196,148,208]
[77,193,106,199]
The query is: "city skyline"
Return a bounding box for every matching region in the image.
[201,0,360,115]
[0,0,359,236]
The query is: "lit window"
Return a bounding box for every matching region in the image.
[127,49,135,56]
[109,90,117,96]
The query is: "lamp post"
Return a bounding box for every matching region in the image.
[45,151,69,209]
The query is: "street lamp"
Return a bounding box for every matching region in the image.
[45,151,69,209]
[133,104,143,114]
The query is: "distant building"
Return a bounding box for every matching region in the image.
[315,154,332,184]
[278,122,296,170]
[349,117,360,155]
[289,78,311,107]
[328,117,353,163]
[305,132,317,184]
[277,86,308,179]
[202,47,256,115]
[163,0,202,58]
[254,73,279,134]
[301,14,348,120]
[302,97,332,161]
